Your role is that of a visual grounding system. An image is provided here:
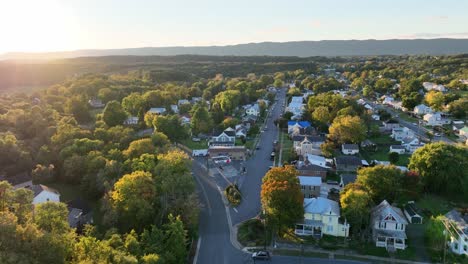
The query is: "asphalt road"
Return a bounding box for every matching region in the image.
[192,89,366,264]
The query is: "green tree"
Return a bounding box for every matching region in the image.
[409,142,468,196]
[64,96,91,123]
[260,166,303,233]
[448,98,468,119]
[214,90,241,114]
[312,106,331,125]
[273,78,284,88]
[340,183,371,234]
[190,105,213,135]
[122,93,145,116]
[328,115,366,144]
[425,91,445,111]
[388,152,399,165]
[123,138,156,159]
[110,171,157,231]
[152,115,187,142]
[103,101,128,127]
[424,216,446,261]
[356,165,403,203]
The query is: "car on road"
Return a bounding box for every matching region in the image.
[434,132,441,137]
[256,145,260,150]
[270,152,275,161]
[252,251,270,260]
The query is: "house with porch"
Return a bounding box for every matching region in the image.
[423,112,451,126]
[391,127,414,141]
[294,136,325,156]
[245,104,260,116]
[389,145,406,154]
[209,128,236,147]
[371,200,408,251]
[295,197,349,237]
[413,104,432,115]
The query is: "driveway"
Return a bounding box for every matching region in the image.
[405,223,430,262]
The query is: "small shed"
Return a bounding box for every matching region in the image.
[404,202,423,224]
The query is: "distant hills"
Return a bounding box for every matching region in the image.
[2,39,468,60]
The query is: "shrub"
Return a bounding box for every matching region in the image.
[225,184,241,206]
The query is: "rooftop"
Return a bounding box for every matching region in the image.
[304,197,340,216]
[298,176,322,186]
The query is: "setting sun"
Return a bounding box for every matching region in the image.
[0,0,79,53]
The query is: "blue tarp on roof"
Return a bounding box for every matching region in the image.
[287,121,311,128]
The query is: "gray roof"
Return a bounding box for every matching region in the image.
[374,229,407,239]
[292,135,324,143]
[404,202,422,218]
[297,164,328,172]
[371,200,408,224]
[304,197,340,216]
[341,174,357,186]
[391,145,406,150]
[445,209,468,235]
[342,144,359,150]
[30,184,60,197]
[335,156,362,166]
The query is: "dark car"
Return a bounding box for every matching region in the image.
[252,251,270,260]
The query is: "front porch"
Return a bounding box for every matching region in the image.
[375,230,407,251]
[295,220,323,238]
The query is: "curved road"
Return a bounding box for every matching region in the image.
[192,89,367,264]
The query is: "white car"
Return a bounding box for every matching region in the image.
[212,156,231,164]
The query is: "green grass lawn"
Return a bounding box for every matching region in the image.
[360,134,411,166]
[280,132,294,164]
[237,219,269,247]
[416,194,452,217]
[179,138,209,150]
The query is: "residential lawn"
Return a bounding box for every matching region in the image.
[179,138,209,150]
[394,245,417,260]
[244,139,255,150]
[280,132,293,164]
[237,219,270,247]
[415,194,452,217]
[47,183,102,226]
[360,133,410,166]
[349,242,390,257]
[395,110,418,123]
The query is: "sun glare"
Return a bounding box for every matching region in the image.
[0,0,78,53]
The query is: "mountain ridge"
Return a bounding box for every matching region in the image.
[2,38,468,60]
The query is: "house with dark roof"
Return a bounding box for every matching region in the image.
[390,145,406,154]
[371,200,408,251]
[339,174,357,188]
[403,202,423,224]
[341,144,359,155]
[296,163,328,180]
[334,156,362,172]
[67,199,93,230]
[209,127,236,147]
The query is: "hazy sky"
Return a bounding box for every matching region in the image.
[0,0,467,54]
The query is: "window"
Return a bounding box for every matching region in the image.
[454,243,458,249]
[327,226,333,232]
[329,217,332,222]
[464,245,467,251]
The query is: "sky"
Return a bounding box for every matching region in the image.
[0,0,467,54]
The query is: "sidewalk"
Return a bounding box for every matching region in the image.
[252,241,432,264]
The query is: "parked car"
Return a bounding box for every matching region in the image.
[192,137,201,142]
[434,132,441,137]
[212,156,231,164]
[252,251,270,260]
[270,152,275,161]
[256,145,260,150]
[326,180,339,185]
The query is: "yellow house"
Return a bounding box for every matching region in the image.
[295,197,349,237]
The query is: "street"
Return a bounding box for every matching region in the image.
[192,89,367,264]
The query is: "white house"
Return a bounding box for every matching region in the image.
[209,128,236,147]
[123,116,139,125]
[371,200,408,251]
[177,99,190,106]
[170,104,179,114]
[306,154,331,169]
[391,127,414,141]
[423,112,451,126]
[445,209,468,256]
[402,138,425,154]
[25,184,60,205]
[295,197,349,237]
[180,115,191,125]
[389,145,406,154]
[148,107,166,115]
[298,176,322,198]
[235,124,248,138]
[413,104,433,115]
[245,104,260,116]
[382,96,394,105]
[341,144,359,155]
[294,136,324,156]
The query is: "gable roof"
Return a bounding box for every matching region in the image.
[304,197,340,215]
[287,121,311,128]
[30,184,60,197]
[404,202,422,218]
[342,144,359,150]
[371,200,408,224]
[340,174,357,186]
[298,176,322,186]
[445,209,468,234]
[335,156,362,166]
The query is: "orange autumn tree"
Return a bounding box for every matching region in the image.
[260,165,304,233]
